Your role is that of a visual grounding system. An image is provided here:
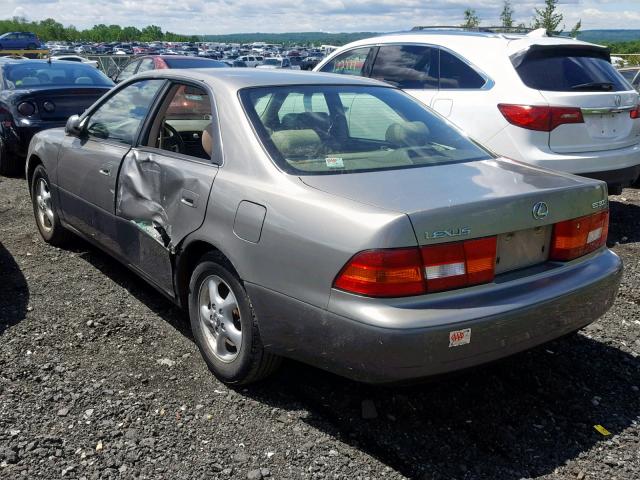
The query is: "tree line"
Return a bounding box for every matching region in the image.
[0,17,198,43]
[463,0,582,36]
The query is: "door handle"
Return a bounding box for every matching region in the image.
[180,189,199,208]
[99,168,111,176]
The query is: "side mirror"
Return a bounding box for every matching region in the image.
[65,115,82,136]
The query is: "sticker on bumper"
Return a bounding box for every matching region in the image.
[449,328,471,347]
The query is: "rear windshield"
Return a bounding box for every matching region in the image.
[240,85,491,175]
[2,62,113,89]
[514,47,630,92]
[163,58,225,68]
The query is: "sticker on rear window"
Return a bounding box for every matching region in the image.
[325,157,344,168]
[449,328,471,347]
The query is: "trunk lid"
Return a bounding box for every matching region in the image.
[542,90,640,153]
[23,87,109,122]
[301,158,607,247]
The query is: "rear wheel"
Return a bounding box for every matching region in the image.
[31,165,71,246]
[0,140,23,177]
[188,254,281,385]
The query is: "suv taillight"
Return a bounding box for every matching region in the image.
[498,104,584,132]
[333,237,497,297]
[631,105,640,120]
[550,210,609,261]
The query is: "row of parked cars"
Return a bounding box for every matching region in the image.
[0,27,635,386]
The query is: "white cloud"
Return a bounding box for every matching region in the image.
[1,0,637,34]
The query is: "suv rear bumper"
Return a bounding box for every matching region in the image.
[248,249,622,384]
[485,127,640,189]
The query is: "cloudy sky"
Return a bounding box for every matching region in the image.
[5,0,640,34]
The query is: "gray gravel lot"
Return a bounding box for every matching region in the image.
[0,174,639,480]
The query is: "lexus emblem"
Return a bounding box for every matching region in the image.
[615,95,622,107]
[532,202,549,220]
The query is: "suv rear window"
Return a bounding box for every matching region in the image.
[514,47,629,92]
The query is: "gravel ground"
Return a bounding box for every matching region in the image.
[0,174,639,480]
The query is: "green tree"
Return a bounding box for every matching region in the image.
[570,19,582,38]
[533,0,563,34]
[500,1,515,28]
[462,8,480,29]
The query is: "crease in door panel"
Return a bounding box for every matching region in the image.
[116,150,172,249]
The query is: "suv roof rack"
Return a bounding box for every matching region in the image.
[410,25,572,37]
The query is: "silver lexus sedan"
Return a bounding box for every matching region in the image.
[26,69,622,385]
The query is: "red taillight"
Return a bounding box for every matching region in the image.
[631,105,640,120]
[498,104,584,132]
[421,237,497,293]
[334,237,497,297]
[333,248,425,297]
[550,210,609,261]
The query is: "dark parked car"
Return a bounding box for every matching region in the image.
[114,55,226,83]
[0,58,114,175]
[619,67,640,92]
[0,32,42,50]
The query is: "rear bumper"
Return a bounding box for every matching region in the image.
[248,249,622,383]
[484,126,640,188]
[4,121,66,158]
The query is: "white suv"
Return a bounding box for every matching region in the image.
[315,29,640,193]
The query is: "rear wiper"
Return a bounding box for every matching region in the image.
[570,81,614,91]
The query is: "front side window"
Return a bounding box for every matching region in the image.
[439,50,486,89]
[85,79,164,145]
[150,83,213,160]
[370,45,439,89]
[320,47,372,76]
[241,85,490,175]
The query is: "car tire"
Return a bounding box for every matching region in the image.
[189,253,281,385]
[0,140,23,177]
[31,165,72,246]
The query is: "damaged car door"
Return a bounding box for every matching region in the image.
[114,82,220,294]
[56,79,166,243]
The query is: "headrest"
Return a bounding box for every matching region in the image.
[74,77,93,85]
[270,129,321,158]
[19,77,40,86]
[385,121,430,147]
[201,123,213,157]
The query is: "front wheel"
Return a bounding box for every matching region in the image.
[31,165,71,246]
[188,254,281,385]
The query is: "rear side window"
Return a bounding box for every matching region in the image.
[370,45,439,89]
[320,47,372,76]
[439,50,486,89]
[163,58,225,68]
[514,48,630,92]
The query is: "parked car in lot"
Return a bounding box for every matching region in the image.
[114,55,226,83]
[619,66,640,92]
[0,32,42,50]
[315,28,640,194]
[26,69,621,385]
[238,55,263,67]
[49,55,99,68]
[256,57,292,69]
[0,58,113,175]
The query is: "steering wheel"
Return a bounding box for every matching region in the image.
[161,123,185,154]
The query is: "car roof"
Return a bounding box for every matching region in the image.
[335,30,604,58]
[135,68,388,92]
